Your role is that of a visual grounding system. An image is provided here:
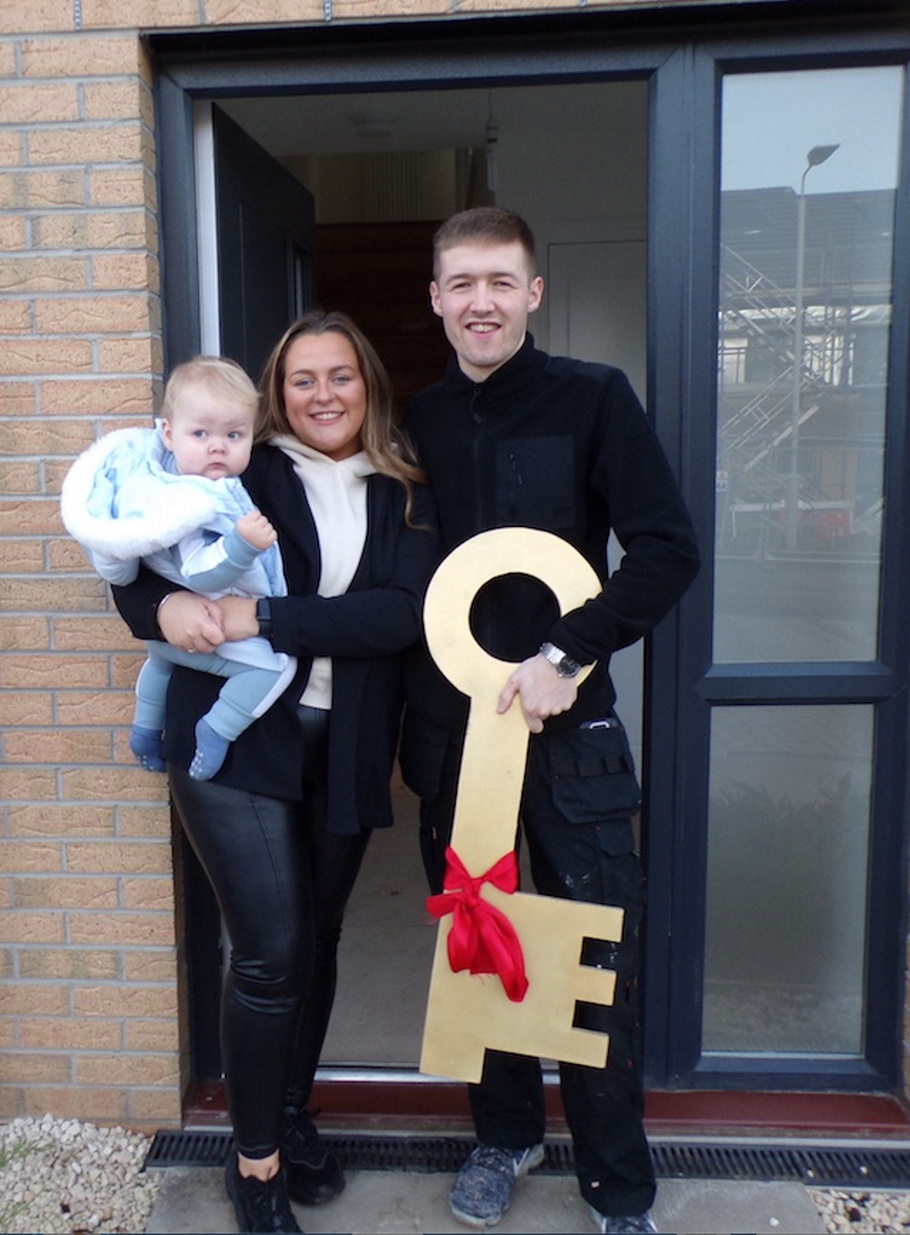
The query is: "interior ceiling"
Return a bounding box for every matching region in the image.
[219,81,638,158]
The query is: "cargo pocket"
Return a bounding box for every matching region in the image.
[549,720,642,846]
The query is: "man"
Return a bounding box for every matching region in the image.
[401,207,699,1235]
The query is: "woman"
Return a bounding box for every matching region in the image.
[113,311,439,1234]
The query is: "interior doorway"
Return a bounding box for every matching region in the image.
[197,78,651,1073]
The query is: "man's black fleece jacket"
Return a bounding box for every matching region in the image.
[403,335,700,733]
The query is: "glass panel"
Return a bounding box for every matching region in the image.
[714,68,903,663]
[703,705,873,1054]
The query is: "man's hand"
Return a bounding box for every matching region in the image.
[497,653,579,734]
[157,591,225,653]
[235,510,278,552]
[216,595,259,642]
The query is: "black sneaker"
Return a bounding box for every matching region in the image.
[280,1105,345,1205]
[225,1151,302,1233]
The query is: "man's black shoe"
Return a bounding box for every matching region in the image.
[225,1151,302,1233]
[280,1105,345,1205]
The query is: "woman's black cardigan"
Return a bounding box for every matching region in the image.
[112,444,441,835]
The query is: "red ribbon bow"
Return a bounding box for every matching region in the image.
[426,846,529,1003]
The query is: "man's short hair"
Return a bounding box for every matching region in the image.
[433,207,537,279]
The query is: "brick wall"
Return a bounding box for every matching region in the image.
[1,0,906,1133]
[0,0,733,1133]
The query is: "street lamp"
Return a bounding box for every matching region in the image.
[785,143,839,551]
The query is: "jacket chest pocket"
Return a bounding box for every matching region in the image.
[495,436,576,530]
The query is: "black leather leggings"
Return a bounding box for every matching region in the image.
[168,707,370,1159]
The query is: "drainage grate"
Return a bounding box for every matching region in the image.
[145,1130,910,1189]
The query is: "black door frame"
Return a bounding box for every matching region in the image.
[149,1,910,1094]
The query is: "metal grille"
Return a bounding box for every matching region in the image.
[145,1130,910,1189]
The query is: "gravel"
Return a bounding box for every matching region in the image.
[810,1187,910,1233]
[2,1114,908,1233]
[0,1115,161,1234]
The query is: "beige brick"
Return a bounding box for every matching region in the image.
[335,0,450,12]
[0,950,13,979]
[117,804,172,839]
[0,617,48,652]
[0,169,86,209]
[0,841,64,872]
[0,909,66,944]
[0,300,31,332]
[39,377,156,416]
[0,254,87,291]
[22,1085,127,1123]
[0,652,110,688]
[122,876,175,910]
[123,949,177,984]
[0,458,42,492]
[0,381,38,416]
[204,0,323,21]
[0,767,58,802]
[19,947,121,980]
[0,3,73,36]
[28,123,145,168]
[68,910,175,947]
[20,35,142,79]
[55,692,133,730]
[0,1051,72,1084]
[2,542,48,574]
[91,251,159,292]
[36,293,154,335]
[6,729,116,765]
[0,130,25,167]
[84,0,202,27]
[89,165,156,210]
[0,82,80,125]
[124,1017,180,1052]
[84,80,152,126]
[0,983,69,1016]
[0,1022,16,1050]
[0,496,66,537]
[4,421,102,460]
[127,1086,182,1128]
[14,875,120,909]
[76,1052,179,1087]
[49,538,97,571]
[54,615,139,652]
[0,337,94,375]
[0,215,27,249]
[0,1089,23,1120]
[19,1016,123,1051]
[98,336,163,379]
[0,694,55,727]
[0,40,18,75]
[32,209,149,252]
[66,840,172,875]
[73,982,178,1019]
[8,804,118,838]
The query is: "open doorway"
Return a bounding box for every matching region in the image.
[199,78,650,1073]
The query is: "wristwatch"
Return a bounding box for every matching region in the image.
[539,641,582,678]
[255,598,273,638]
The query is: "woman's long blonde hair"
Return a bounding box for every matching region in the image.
[257,310,426,522]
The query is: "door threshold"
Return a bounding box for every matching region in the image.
[184,1073,910,1140]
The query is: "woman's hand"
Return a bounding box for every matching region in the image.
[217,595,259,642]
[157,591,225,653]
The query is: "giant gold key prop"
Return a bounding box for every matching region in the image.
[419,528,626,1083]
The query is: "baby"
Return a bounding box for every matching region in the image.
[61,356,295,781]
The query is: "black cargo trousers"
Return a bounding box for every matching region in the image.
[404,712,657,1220]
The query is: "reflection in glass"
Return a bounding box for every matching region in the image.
[703,705,873,1055]
[714,68,902,663]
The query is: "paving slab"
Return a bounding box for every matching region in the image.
[145,1166,826,1234]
